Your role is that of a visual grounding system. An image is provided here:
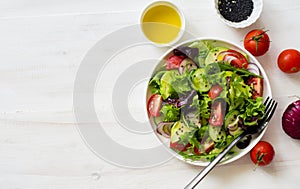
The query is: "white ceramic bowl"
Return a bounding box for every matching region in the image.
[146,37,272,166]
[215,0,263,28]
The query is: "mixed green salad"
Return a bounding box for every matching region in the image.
[147,40,266,162]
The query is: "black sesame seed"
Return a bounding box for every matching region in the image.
[218,0,254,23]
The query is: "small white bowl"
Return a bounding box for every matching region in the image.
[139,1,186,47]
[215,0,263,28]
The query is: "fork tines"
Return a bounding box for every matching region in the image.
[263,97,278,123]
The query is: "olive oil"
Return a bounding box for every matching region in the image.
[141,2,182,45]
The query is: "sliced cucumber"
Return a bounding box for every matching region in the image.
[205,46,229,65]
[225,110,245,137]
[229,127,244,138]
[208,125,226,143]
[190,68,211,92]
[225,110,240,129]
[205,62,221,75]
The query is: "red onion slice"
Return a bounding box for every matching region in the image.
[178,58,198,74]
[157,122,174,138]
[247,62,261,75]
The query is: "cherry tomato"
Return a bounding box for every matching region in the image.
[170,141,214,155]
[170,141,191,152]
[244,29,270,56]
[277,49,300,73]
[147,94,162,117]
[218,49,249,69]
[250,141,275,166]
[209,99,226,126]
[247,77,263,99]
[208,85,223,100]
[193,144,213,155]
[166,55,185,70]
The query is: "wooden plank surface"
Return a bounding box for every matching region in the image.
[1,0,300,188]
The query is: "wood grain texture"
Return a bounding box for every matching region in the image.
[0,0,300,188]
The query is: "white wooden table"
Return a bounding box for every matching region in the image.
[1,0,300,188]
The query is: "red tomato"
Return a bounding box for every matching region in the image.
[218,49,249,69]
[170,142,210,155]
[250,141,275,166]
[244,29,270,56]
[170,141,191,152]
[208,85,223,99]
[147,94,162,117]
[171,140,215,155]
[277,49,300,73]
[209,99,226,126]
[247,77,263,99]
[166,55,185,70]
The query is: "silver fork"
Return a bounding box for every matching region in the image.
[184,97,278,189]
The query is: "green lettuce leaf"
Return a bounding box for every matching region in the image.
[199,95,211,125]
[149,71,165,94]
[160,70,192,99]
[189,41,214,67]
[228,73,252,110]
[241,97,265,125]
[160,104,180,122]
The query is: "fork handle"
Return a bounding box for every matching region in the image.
[184,132,247,189]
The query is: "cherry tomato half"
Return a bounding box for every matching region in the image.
[166,55,185,70]
[277,49,300,73]
[170,141,191,152]
[250,141,275,166]
[208,84,223,100]
[247,77,263,99]
[147,94,162,117]
[170,141,215,155]
[244,29,270,56]
[209,99,226,126]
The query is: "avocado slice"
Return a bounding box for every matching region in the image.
[170,121,191,143]
[205,46,229,65]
